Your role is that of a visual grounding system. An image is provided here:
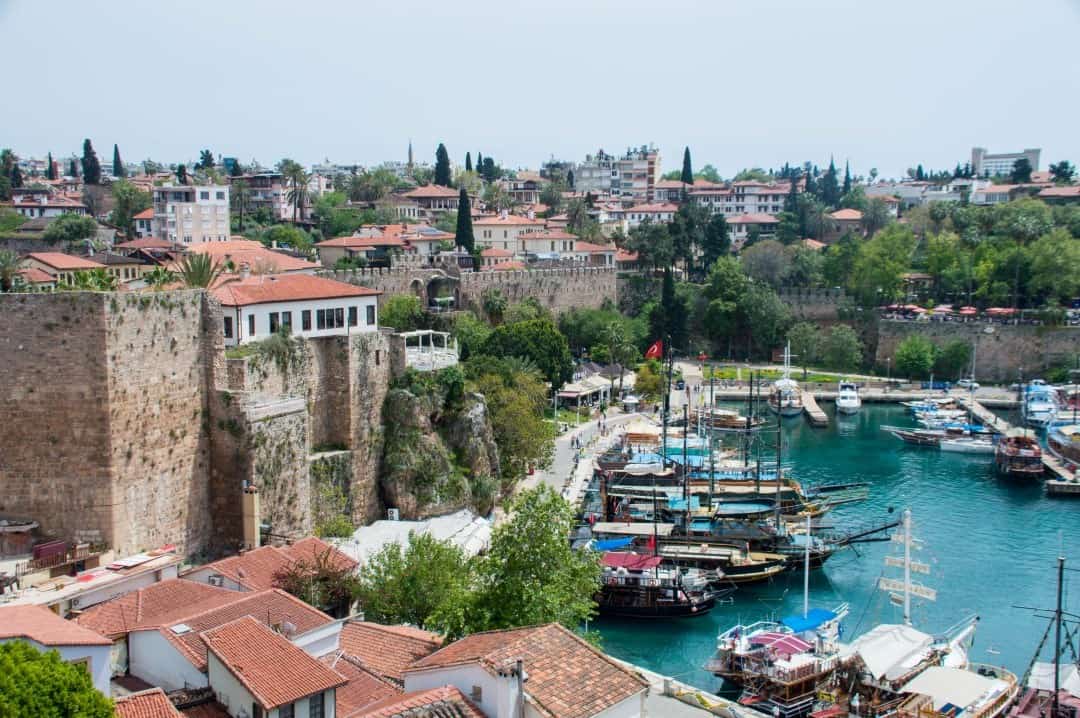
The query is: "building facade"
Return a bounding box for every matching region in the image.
[572,146,661,202]
[971,146,1040,177]
[152,184,231,245]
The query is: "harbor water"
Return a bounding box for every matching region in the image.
[594,403,1080,692]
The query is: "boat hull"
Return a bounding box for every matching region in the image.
[596,587,718,618]
[835,402,860,415]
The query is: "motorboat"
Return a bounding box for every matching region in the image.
[835,381,861,415]
[995,428,1044,478]
[769,343,804,417]
[1023,381,1060,428]
[939,436,996,454]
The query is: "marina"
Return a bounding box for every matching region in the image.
[589,402,1080,699]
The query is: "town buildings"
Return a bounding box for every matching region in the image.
[971,146,1040,177]
[572,146,661,202]
[21,252,105,284]
[152,184,231,245]
[0,605,114,696]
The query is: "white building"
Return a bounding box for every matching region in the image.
[0,605,114,696]
[972,146,1040,177]
[610,202,677,229]
[473,212,545,253]
[573,146,661,202]
[152,183,230,245]
[212,274,381,347]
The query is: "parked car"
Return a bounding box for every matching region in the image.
[674,378,686,390]
[957,379,980,391]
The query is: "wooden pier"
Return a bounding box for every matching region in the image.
[802,390,829,427]
[954,395,1080,489]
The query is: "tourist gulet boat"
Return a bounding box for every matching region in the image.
[995,428,1044,478]
[769,344,804,417]
[596,551,725,618]
[1047,423,1080,467]
[836,381,862,415]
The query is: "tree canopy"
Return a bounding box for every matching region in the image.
[482,318,574,388]
[0,641,113,718]
[434,143,452,186]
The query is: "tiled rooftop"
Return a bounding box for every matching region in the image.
[0,604,111,646]
[339,621,442,685]
[115,688,184,718]
[76,578,239,638]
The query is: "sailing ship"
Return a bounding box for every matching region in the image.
[596,551,724,618]
[836,381,862,415]
[769,344,805,417]
[995,428,1044,478]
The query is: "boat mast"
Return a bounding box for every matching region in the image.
[773,408,782,530]
[903,508,912,626]
[1053,554,1064,718]
[708,367,715,511]
[662,336,672,469]
[683,405,690,532]
[804,513,811,618]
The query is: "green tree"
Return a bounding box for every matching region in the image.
[933,339,972,380]
[60,267,118,291]
[1049,160,1075,184]
[842,161,852,196]
[740,239,791,288]
[45,151,56,180]
[820,158,841,208]
[482,318,574,388]
[0,641,113,718]
[434,143,452,186]
[109,180,151,238]
[232,178,251,232]
[273,547,360,615]
[43,213,97,244]
[280,159,310,222]
[176,164,188,185]
[862,197,891,236]
[175,252,223,288]
[470,485,599,632]
[453,311,492,360]
[681,146,694,185]
[1028,228,1080,305]
[464,152,473,173]
[1010,158,1033,184]
[81,139,101,184]
[471,366,554,485]
[787,321,822,375]
[67,158,78,178]
[895,334,936,379]
[567,168,575,189]
[649,267,688,351]
[739,282,791,358]
[0,250,23,292]
[144,266,175,290]
[539,182,564,216]
[480,286,508,323]
[700,213,730,269]
[198,149,215,170]
[624,217,673,270]
[112,144,125,177]
[850,224,916,305]
[821,324,863,372]
[455,187,475,252]
[381,295,424,331]
[356,532,473,637]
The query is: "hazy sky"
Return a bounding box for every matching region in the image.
[3,0,1078,179]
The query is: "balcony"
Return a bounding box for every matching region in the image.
[16,542,108,578]
[400,330,459,372]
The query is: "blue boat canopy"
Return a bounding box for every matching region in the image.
[781,608,837,633]
[593,537,634,551]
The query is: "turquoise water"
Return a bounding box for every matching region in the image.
[594,403,1080,692]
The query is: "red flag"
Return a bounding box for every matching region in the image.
[644,340,663,360]
[646,533,657,553]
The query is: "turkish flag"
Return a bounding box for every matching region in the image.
[644,340,663,360]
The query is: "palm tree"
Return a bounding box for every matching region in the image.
[144,266,175,290]
[604,322,637,400]
[61,268,118,292]
[281,160,310,222]
[175,253,224,288]
[0,250,22,292]
[231,179,250,233]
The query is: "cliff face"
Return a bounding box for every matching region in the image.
[379,382,500,519]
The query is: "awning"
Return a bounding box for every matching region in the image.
[602,552,662,570]
[782,608,838,633]
[749,632,813,654]
[593,537,634,552]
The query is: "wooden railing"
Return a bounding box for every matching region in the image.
[16,543,107,577]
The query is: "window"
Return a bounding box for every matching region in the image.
[248,314,255,337]
[252,704,263,718]
[223,316,233,339]
[282,311,292,331]
[334,307,344,328]
[269,312,280,334]
[316,309,327,330]
[67,657,90,674]
[279,703,294,718]
[302,310,312,331]
[309,692,325,718]
[348,306,358,327]
[216,191,225,200]
[200,191,210,200]
[366,305,376,325]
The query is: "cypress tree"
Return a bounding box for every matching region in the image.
[465,152,473,173]
[567,168,575,189]
[681,147,694,185]
[784,173,800,212]
[68,159,78,178]
[804,170,817,197]
[113,144,125,178]
[176,164,188,185]
[46,152,56,180]
[434,143,451,186]
[821,158,840,207]
[476,152,483,175]
[81,139,101,184]
[10,163,24,189]
[455,187,475,253]
[842,161,851,196]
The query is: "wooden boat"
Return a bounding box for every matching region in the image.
[597,552,725,618]
[939,436,996,454]
[1047,423,1080,466]
[654,541,787,584]
[995,428,1044,478]
[692,407,766,430]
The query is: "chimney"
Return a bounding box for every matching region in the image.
[242,485,261,549]
[239,262,251,280]
[500,209,508,220]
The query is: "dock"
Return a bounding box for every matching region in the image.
[954,395,1080,488]
[802,390,829,427]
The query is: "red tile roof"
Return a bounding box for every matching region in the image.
[16,267,55,284]
[202,616,346,710]
[622,203,678,213]
[473,213,544,226]
[485,260,526,271]
[115,688,183,718]
[573,241,615,254]
[76,578,240,639]
[190,539,359,591]
[527,230,577,241]
[726,213,780,224]
[357,686,484,718]
[339,621,442,685]
[139,588,334,672]
[212,274,380,308]
[802,238,826,250]
[115,237,174,250]
[24,252,105,271]
[402,185,460,199]
[0,605,111,646]
[188,239,318,273]
[1039,186,1080,198]
[133,208,155,220]
[615,249,638,262]
[408,623,647,718]
[317,224,454,249]
[481,247,513,258]
[320,652,402,717]
[829,208,863,220]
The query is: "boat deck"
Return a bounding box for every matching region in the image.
[802,391,829,427]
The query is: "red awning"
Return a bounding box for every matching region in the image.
[811,706,847,718]
[959,306,977,315]
[749,631,813,654]
[602,552,663,570]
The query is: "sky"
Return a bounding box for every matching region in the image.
[3,0,1078,180]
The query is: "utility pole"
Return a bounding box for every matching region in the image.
[903,508,912,626]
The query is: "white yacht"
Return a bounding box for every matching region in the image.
[835,380,861,415]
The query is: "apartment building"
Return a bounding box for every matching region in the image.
[687,181,790,217]
[572,145,661,202]
[971,146,1040,177]
[152,184,230,245]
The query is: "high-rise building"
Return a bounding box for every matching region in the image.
[971,146,1040,177]
[152,184,231,245]
[572,145,661,202]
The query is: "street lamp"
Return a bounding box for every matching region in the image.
[886,357,891,391]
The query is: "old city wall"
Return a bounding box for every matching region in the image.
[778,287,846,323]
[324,266,618,314]
[875,320,1080,382]
[0,291,217,557]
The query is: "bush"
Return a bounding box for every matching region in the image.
[895,335,936,379]
[381,295,423,331]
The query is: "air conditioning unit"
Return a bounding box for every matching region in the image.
[387,508,400,521]
[208,574,224,587]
